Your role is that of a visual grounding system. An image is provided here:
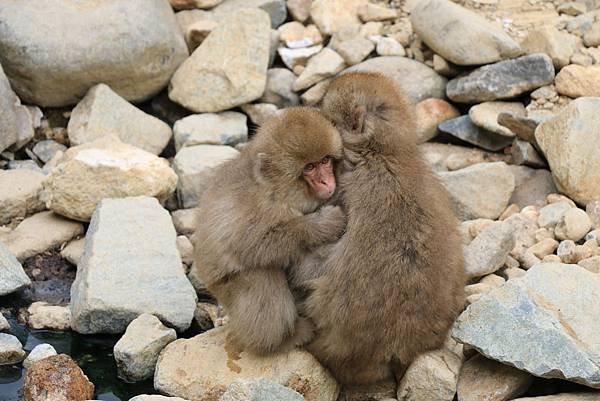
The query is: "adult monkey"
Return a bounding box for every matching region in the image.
[302,72,466,399]
[192,107,346,355]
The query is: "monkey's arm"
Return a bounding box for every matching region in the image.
[288,243,335,291]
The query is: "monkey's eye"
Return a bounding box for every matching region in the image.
[321,156,332,165]
[303,163,316,174]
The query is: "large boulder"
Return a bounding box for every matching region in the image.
[453,263,600,388]
[411,0,521,66]
[67,84,172,155]
[0,63,33,153]
[0,242,30,296]
[169,9,271,113]
[0,0,188,107]
[23,355,94,401]
[41,136,178,222]
[70,197,197,334]
[154,327,339,401]
[0,169,46,226]
[535,97,600,205]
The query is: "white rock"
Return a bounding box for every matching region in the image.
[555,208,592,241]
[23,344,57,369]
[469,102,526,137]
[0,241,31,295]
[220,379,306,401]
[240,103,280,126]
[27,302,71,331]
[174,112,247,151]
[60,238,85,266]
[277,45,322,71]
[177,236,194,266]
[310,0,367,35]
[171,209,198,236]
[0,333,25,365]
[464,221,515,278]
[358,3,398,22]
[0,313,9,332]
[0,63,33,153]
[260,68,300,107]
[292,48,345,91]
[277,22,322,49]
[334,37,374,66]
[0,169,46,226]
[376,37,406,57]
[538,202,572,228]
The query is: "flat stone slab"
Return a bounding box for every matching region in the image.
[438,115,513,151]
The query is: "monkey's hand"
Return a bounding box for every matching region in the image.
[305,205,346,246]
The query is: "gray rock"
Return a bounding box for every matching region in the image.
[447,54,555,103]
[0,0,187,107]
[7,160,41,172]
[453,263,600,388]
[464,221,515,278]
[0,313,8,332]
[0,63,33,153]
[334,37,374,66]
[171,209,198,236]
[292,48,345,91]
[587,200,600,229]
[259,68,300,107]
[220,378,306,401]
[60,238,85,266]
[535,97,600,205]
[0,333,25,365]
[438,116,513,152]
[411,0,522,66]
[0,169,46,226]
[0,241,31,296]
[211,0,286,28]
[23,344,57,369]
[511,138,546,168]
[70,197,197,334]
[169,9,271,113]
[539,202,571,228]
[67,84,173,155]
[439,162,515,220]
[32,140,67,164]
[346,56,447,103]
[114,314,177,382]
[497,113,540,144]
[240,103,280,126]
[420,142,511,173]
[469,101,526,137]
[521,25,577,69]
[508,167,557,208]
[173,112,247,151]
[173,145,240,209]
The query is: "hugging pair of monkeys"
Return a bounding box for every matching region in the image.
[192,72,466,399]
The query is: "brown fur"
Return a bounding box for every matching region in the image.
[192,107,345,355]
[302,72,466,394]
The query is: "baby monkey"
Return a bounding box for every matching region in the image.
[193,107,345,355]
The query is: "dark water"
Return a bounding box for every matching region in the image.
[0,319,155,401]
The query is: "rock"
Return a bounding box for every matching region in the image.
[411,0,521,66]
[169,9,270,113]
[0,313,9,332]
[23,344,57,369]
[0,63,33,153]
[4,211,83,262]
[32,140,66,164]
[464,221,515,278]
[41,136,177,222]
[185,19,218,51]
[415,99,459,143]
[0,0,187,107]
[172,209,198,236]
[535,97,600,205]
[520,26,576,69]
[0,241,31,296]
[170,0,223,10]
[376,37,406,57]
[0,169,46,225]
[456,354,533,401]
[278,45,322,71]
[67,84,173,155]
[587,200,600,229]
[278,22,322,49]
[114,314,177,382]
[70,197,197,334]
[346,56,447,103]
[334,37,374,66]
[555,65,600,98]
[293,48,345,91]
[397,339,463,401]
[558,2,587,15]
[173,145,240,209]
[174,112,247,151]
[23,355,94,401]
[498,113,540,145]
[60,238,85,266]
[154,327,338,401]
[300,78,333,105]
[438,116,513,152]
[538,202,571,229]
[7,160,42,172]
[440,162,515,220]
[453,263,600,388]
[528,238,559,259]
[131,396,190,401]
[0,333,25,365]
[287,0,311,22]
[421,142,510,173]
[177,236,194,266]
[555,208,592,241]
[513,394,600,401]
[310,0,366,35]
[220,379,306,401]
[210,0,287,28]
[447,54,555,103]
[469,102,526,138]
[27,302,71,331]
[260,68,300,107]
[583,22,600,46]
[579,256,600,273]
[358,3,398,22]
[511,139,546,169]
[240,103,280,126]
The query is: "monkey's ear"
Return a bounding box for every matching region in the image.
[351,105,367,134]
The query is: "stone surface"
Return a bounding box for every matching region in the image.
[293,48,345,91]
[220,379,306,401]
[41,136,177,222]
[538,202,571,229]
[174,112,247,151]
[447,54,555,103]
[346,56,447,103]
[177,236,194,266]
[172,209,199,236]
[555,65,600,98]
[240,103,280,126]
[535,97,600,205]
[415,99,459,143]
[60,238,85,266]
[210,0,287,28]
[4,211,83,262]
[512,139,546,169]
[278,22,322,49]
[260,68,300,107]
[498,113,540,144]
[173,145,240,209]
[334,37,374,66]
[411,0,521,66]
[278,45,322,71]
[453,263,600,388]
[422,143,510,173]
[358,3,398,22]
[588,200,600,229]
[185,19,218,51]
[457,354,533,401]
[0,169,46,226]
[376,37,406,57]
[555,208,592,241]
[0,313,8,332]
[23,355,94,401]
[521,25,576,69]
[0,63,33,153]
[67,84,172,155]
[169,9,271,113]
[287,0,311,22]
[464,221,515,278]
[32,140,66,164]
[0,0,187,107]
[438,116,513,152]
[440,162,515,220]
[154,327,338,401]
[469,102,526,137]
[0,333,25,365]
[513,395,600,401]
[310,0,366,35]
[70,197,197,334]
[114,314,177,382]
[23,344,58,369]
[28,302,71,331]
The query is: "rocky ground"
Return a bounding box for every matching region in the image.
[1,0,600,400]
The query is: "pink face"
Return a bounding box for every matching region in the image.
[302,156,336,200]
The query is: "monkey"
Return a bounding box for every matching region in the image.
[300,72,467,399]
[192,107,346,355]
